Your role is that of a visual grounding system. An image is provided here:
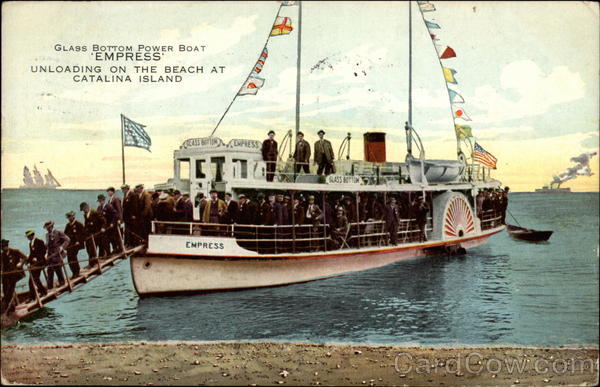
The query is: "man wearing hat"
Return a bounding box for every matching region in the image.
[172,190,184,222]
[412,196,430,242]
[224,192,239,224]
[64,211,85,277]
[181,193,194,222]
[293,131,311,174]
[331,206,350,249]
[43,220,70,289]
[194,192,208,223]
[384,197,401,246]
[97,194,117,257]
[314,130,335,176]
[202,190,226,224]
[80,202,103,267]
[25,229,48,298]
[237,194,257,225]
[121,184,139,247]
[133,184,154,241]
[1,239,26,314]
[261,130,278,182]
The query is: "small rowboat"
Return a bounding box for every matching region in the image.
[506,224,553,242]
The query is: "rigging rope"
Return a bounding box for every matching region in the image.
[209,4,285,138]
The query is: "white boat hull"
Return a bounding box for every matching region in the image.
[130,226,503,296]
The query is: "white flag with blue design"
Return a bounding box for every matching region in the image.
[122,114,151,152]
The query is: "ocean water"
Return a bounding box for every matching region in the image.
[1,189,598,347]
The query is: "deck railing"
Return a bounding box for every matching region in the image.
[151,218,434,254]
[479,209,503,230]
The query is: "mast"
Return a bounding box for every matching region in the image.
[294,1,302,141]
[408,1,412,127]
[405,1,413,157]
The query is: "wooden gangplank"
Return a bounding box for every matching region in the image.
[1,245,145,329]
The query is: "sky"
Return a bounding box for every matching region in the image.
[1,1,598,192]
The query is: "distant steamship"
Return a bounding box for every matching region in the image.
[20,164,61,189]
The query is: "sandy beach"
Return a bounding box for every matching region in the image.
[1,342,598,386]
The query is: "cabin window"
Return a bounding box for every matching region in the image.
[211,157,225,182]
[179,159,190,180]
[195,159,206,179]
[233,159,248,179]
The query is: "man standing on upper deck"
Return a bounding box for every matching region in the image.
[262,130,278,182]
[43,220,69,289]
[293,131,311,174]
[63,211,84,277]
[1,239,26,314]
[314,130,335,176]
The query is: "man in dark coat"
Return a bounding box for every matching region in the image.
[181,194,194,222]
[262,130,278,182]
[238,194,257,225]
[63,211,84,277]
[107,187,124,252]
[500,186,510,224]
[80,202,104,267]
[44,220,70,289]
[1,239,26,314]
[385,197,401,245]
[314,130,335,176]
[292,196,305,225]
[413,197,430,242]
[97,194,117,257]
[173,190,185,221]
[24,230,48,298]
[331,207,350,249]
[293,131,311,173]
[224,192,239,224]
[257,193,273,226]
[134,184,154,241]
[121,184,139,247]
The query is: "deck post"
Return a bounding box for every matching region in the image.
[291,190,296,253]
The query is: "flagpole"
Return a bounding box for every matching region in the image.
[210,4,285,138]
[120,114,126,185]
[295,0,302,141]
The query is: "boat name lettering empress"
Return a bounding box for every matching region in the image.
[185,241,225,250]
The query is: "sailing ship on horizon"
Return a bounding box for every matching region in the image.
[20,164,61,189]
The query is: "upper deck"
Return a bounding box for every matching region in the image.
[155,136,500,196]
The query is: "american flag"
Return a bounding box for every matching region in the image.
[122,115,151,152]
[473,142,497,169]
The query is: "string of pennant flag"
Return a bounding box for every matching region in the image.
[238,3,296,96]
[417,1,497,168]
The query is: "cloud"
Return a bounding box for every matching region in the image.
[474,125,536,141]
[470,60,585,123]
